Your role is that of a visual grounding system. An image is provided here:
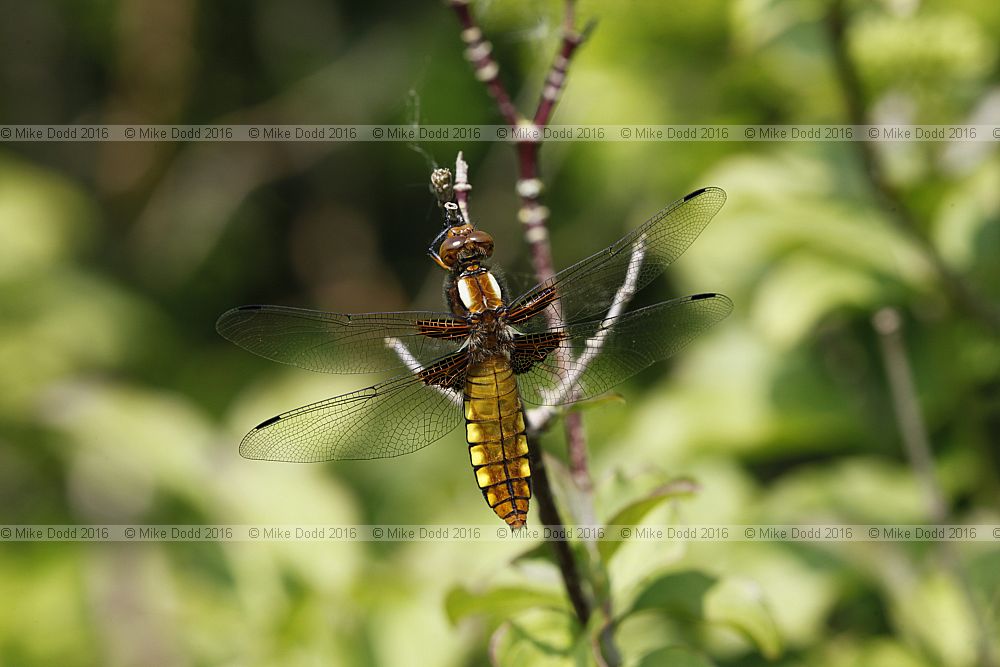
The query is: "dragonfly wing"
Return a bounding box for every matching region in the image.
[513,293,733,405]
[508,187,726,329]
[239,351,469,462]
[217,305,469,374]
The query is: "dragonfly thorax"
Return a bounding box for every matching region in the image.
[453,266,505,316]
[465,308,515,363]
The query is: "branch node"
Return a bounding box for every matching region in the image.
[516,178,544,198]
[464,39,493,63]
[515,120,543,143]
[473,61,500,82]
[459,26,481,43]
[518,205,550,226]
[523,224,549,244]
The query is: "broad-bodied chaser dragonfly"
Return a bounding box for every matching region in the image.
[217,187,731,528]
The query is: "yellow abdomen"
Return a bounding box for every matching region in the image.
[464,355,531,528]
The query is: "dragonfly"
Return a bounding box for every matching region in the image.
[217,186,732,528]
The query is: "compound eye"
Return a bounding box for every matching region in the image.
[446,223,473,239]
[468,230,494,257]
[439,236,465,267]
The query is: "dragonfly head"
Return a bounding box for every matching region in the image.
[428,202,495,270]
[438,228,494,269]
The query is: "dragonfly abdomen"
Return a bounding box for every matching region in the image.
[464,355,531,528]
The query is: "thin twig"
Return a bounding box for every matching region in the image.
[565,412,592,493]
[526,433,592,625]
[527,236,646,430]
[872,309,946,518]
[826,0,1000,334]
[386,337,462,406]
[454,151,472,224]
[873,308,998,667]
[448,0,522,126]
[509,2,595,497]
[534,2,592,127]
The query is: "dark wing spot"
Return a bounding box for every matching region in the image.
[419,351,469,391]
[256,415,282,429]
[507,287,558,325]
[683,187,708,201]
[689,292,718,301]
[511,332,566,374]
[236,305,264,311]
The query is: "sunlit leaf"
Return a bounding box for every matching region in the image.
[636,646,718,667]
[512,542,559,567]
[626,571,782,659]
[892,570,979,667]
[629,571,716,619]
[703,577,782,659]
[445,585,569,626]
[487,612,580,667]
[598,479,700,563]
[0,159,95,282]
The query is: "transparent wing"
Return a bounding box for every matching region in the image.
[239,352,468,462]
[508,187,726,328]
[513,293,733,405]
[217,305,468,374]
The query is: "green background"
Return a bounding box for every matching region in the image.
[1,0,998,665]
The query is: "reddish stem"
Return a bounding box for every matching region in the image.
[448,0,523,127]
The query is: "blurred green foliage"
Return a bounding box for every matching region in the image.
[1,0,999,665]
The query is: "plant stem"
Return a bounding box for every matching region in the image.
[872,309,946,518]
[826,0,1000,334]
[449,0,522,126]
[873,308,997,667]
[526,433,593,625]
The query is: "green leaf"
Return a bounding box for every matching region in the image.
[444,584,568,626]
[637,647,718,667]
[598,479,700,562]
[626,572,782,659]
[704,577,782,659]
[488,613,583,666]
[629,571,717,619]
[512,542,558,567]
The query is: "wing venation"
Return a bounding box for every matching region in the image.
[217,305,465,374]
